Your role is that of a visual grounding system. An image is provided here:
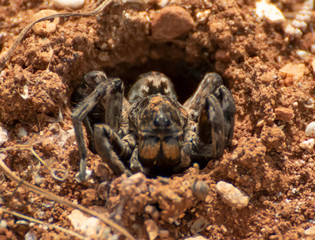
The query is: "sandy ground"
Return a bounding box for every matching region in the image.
[0,0,314,239]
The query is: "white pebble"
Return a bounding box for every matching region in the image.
[32,10,60,36]
[0,220,7,229]
[284,24,302,38]
[296,50,311,60]
[68,209,100,237]
[305,122,315,137]
[255,0,285,24]
[292,19,308,32]
[304,226,315,236]
[0,126,8,146]
[184,236,207,240]
[216,181,250,209]
[53,0,85,9]
[156,0,169,7]
[300,138,315,151]
[19,85,29,100]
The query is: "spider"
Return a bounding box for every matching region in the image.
[72,71,236,181]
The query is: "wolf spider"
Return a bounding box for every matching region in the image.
[72,71,235,181]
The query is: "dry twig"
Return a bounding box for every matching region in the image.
[0,135,68,181]
[0,158,135,240]
[1,207,85,239]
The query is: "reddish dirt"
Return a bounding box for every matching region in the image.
[0,0,314,239]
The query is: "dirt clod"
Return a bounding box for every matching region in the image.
[275,107,294,122]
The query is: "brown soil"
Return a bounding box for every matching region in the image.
[0,0,314,239]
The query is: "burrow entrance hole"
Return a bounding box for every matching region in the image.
[103,57,214,104]
[71,43,222,104]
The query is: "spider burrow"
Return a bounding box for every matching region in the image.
[72,71,236,181]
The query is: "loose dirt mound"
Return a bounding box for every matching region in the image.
[0,0,314,239]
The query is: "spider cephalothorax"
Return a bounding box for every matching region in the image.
[72,71,235,181]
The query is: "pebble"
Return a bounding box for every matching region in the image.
[312,59,315,74]
[215,181,250,209]
[255,0,285,24]
[145,219,159,240]
[0,126,8,146]
[25,231,37,240]
[284,24,302,38]
[17,127,27,138]
[296,50,311,60]
[31,10,60,36]
[304,226,315,236]
[151,6,195,40]
[68,209,100,237]
[0,220,7,229]
[16,220,29,226]
[184,236,207,240]
[299,138,315,151]
[158,229,169,239]
[53,0,85,9]
[192,180,210,201]
[304,98,314,109]
[305,122,315,137]
[190,217,208,234]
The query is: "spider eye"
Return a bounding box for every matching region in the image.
[153,114,170,128]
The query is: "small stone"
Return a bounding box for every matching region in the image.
[158,229,169,239]
[304,98,314,109]
[192,180,210,201]
[151,6,195,40]
[190,216,208,234]
[195,10,211,24]
[255,0,285,24]
[97,181,110,200]
[25,231,37,240]
[156,0,169,8]
[279,63,308,79]
[68,209,100,237]
[53,0,85,9]
[284,24,302,38]
[296,50,311,60]
[31,10,60,36]
[184,236,207,240]
[0,220,7,229]
[216,181,250,209]
[311,59,315,74]
[34,174,43,186]
[17,127,27,138]
[0,126,8,146]
[299,139,315,151]
[275,107,294,122]
[304,226,315,236]
[145,219,159,240]
[305,122,315,137]
[16,220,29,226]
